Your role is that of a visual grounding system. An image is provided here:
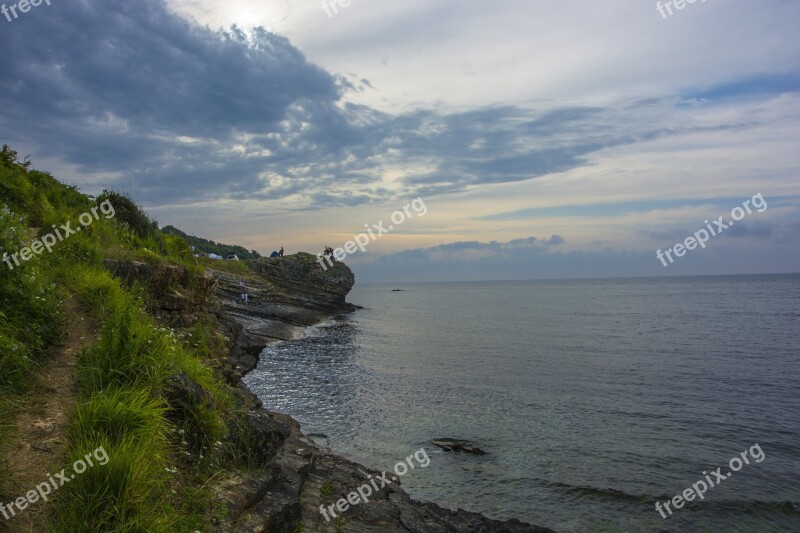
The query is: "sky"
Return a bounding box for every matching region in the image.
[1,0,798,282]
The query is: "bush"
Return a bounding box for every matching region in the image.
[96,190,160,242]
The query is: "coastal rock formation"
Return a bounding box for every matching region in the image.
[103,259,215,327]
[210,254,357,383]
[247,253,357,312]
[207,256,551,532]
[213,406,552,533]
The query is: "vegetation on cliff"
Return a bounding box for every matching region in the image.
[0,146,262,531]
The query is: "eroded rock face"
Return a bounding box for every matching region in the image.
[212,406,554,533]
[103,259,216,327]
[247,253,357,313]
[211,253,359,383]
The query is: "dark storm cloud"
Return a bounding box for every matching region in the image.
[0,0,754,208]
[395,106,622,194]
[1,1,336,136]
[0,0,346,199]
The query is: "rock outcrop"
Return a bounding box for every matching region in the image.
[213,408,553,533]
[247,253,357,312]
[208,255,552,532]
[103,259,216,327]
[210,253,357,385]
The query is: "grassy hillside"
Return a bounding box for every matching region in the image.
[0,145,258,531]
[162,225,261,260]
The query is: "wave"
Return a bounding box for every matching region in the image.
[546,481,800,514]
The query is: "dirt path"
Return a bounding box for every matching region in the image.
[2,300,98,532]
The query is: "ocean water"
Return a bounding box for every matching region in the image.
[243,274,800,532]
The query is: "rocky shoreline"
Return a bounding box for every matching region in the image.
[108,253,553,532]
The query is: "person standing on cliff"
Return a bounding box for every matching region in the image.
[279,246,284,257]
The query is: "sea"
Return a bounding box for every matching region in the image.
[243,274,800,532]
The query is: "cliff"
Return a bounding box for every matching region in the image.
[106,254,551,532]
[247,252,358,312]
[210,253,357,386]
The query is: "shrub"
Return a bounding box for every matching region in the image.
[96,190,160,242]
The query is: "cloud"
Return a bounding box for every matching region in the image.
[350,228,800,283]
[726,220,775,238]
[639,229,690,242]
[2,0,795,214]
[0,0,342,201]
[363,234,564,263]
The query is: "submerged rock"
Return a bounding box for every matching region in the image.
[432,438,487,455]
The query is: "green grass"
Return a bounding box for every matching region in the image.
[68,388,167,447]
[0,147,70,515]
[179,316,229,361]
[0,146,259,530]
[200,255,255,277]
[53,436,174,532]
[43,265,233,530]
[50,266,236,530]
